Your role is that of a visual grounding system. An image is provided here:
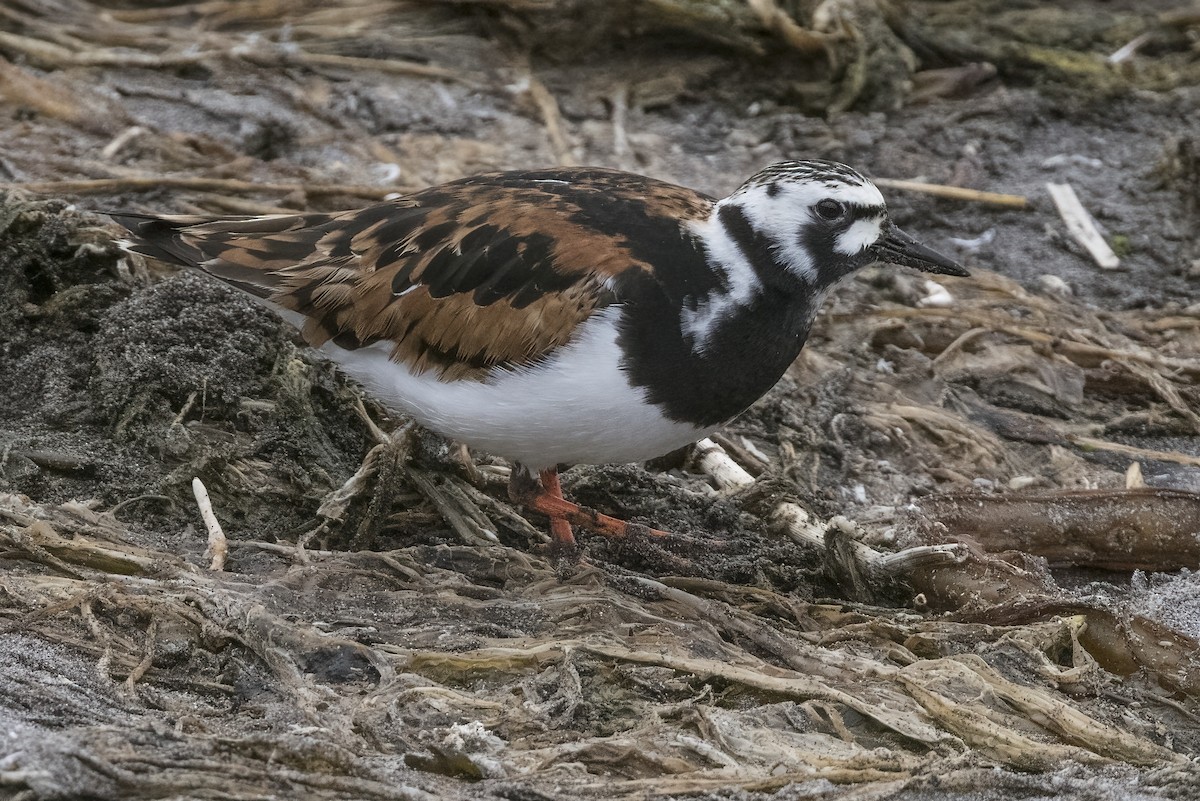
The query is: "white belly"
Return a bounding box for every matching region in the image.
[317,307,713,469]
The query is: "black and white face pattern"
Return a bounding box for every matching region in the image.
[730,160,889,287]
[681,161,888,350]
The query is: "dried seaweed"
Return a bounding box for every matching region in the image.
[3,490,1197,799]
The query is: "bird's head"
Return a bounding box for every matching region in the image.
[723,160,967,288]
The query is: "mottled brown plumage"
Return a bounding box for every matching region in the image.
[115,168,714,381]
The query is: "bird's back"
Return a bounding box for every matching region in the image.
[114,167,716,383]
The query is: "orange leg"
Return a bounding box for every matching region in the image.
[508,467,670,545]
[538,468,577,548]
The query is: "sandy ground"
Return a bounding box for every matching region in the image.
[1,1,1200,799]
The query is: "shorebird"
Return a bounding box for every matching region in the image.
[114,161,967,549]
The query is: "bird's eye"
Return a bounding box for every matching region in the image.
[815,199,845,220]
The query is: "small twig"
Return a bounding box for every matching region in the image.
[407,469,498,547]
[609,83,631,165]
[1123,361,1200,434]
[284,51,483,86]
[191,478,227,571]
[875,544,969,575]
[692,437,755,492]
[0,28,482,86]
[125,619,159,688]
[352,397,392,447]
[293,523,326,565]
[1107,32,1152,64]
[874,177,1029,208]
[772,504,829,553]
[170,390,198,428]
[802,699,856,742]
[523,70,575,167]
[1046,182,1120,269]
[1145,316,1200,331]
[866,307,1200,377]
[579,641,945,745]
[78,599,107,641]
[477,464,512,481]
[350,432,411,552]
[0,28,202,68]
[433,474,501,543]
[710,433,769,474]
[100,125,147,160]
[13,449,92,474]
[372,552,430,585]
[5,522,89,580]
[930,326,989,367]
[108,494,174,519]
[452,479,546,542]
[746,0,829,53]
[237,539,336,559]
[1071,435,1200,467]
[317,442,387,523]
[773,506,964,577]
[696,438,966,584]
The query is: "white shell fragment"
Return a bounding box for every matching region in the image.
[1046,182,1121,270]
[916,279,954,308]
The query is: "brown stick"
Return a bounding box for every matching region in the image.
[919,488,1200,571]
[874,177,1030,209]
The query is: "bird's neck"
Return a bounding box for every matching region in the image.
[679,201,814,346]
[614,204,825,429]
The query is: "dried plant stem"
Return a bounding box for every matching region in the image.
[874,177,1029,208]
[1071,435,1200,467]
[746,0,829,53]
[693,440,963,584]
[0,28,481,85]
[693,437,755,491]
[407,469,499,547]
[191,477,227,571]
[125,619,158,687]
[13,176,409,199]
[280,51,482,85]
[873,306,1200,376]
[524,71,576,167]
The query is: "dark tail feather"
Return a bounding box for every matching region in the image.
[108,210,356,303]
[108,212,211,268]
[107,212,308,300]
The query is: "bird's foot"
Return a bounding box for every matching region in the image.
[508,466,671,549]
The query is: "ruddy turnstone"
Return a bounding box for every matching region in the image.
[113,161,967,549]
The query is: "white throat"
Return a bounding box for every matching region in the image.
[680,201,763,352]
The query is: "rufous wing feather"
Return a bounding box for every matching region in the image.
[112,168,714,382]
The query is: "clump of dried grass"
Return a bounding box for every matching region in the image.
[2,487,1195,799]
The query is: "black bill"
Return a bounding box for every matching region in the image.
[871,224,969,277]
